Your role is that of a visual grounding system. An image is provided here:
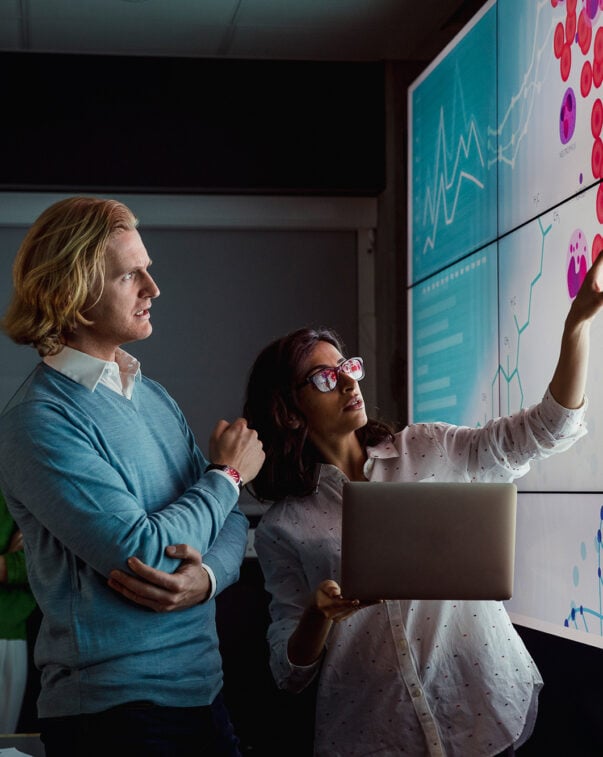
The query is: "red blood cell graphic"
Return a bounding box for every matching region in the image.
[567,229,589,299]
[554,3,603,244]
[597,182,603,222]
[578,9,593,54]
[591,137,603,176]
[566,11,577,43]
[581,59,593,96]
[560,43,572,80]
[554,22,565,58]
[595,26,603,59]
[592,233,603,263]
[592,98,603,137]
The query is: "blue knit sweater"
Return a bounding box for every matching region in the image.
[0,363,248,717]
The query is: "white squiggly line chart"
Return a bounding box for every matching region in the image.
[421,102,486,256]
[489,0,556,170]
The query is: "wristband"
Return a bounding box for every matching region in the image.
[205,463,243,488]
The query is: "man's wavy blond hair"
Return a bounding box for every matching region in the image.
[2,196,138,356]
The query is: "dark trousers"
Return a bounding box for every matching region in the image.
[39,692,241,757]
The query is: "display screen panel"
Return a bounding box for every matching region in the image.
[506,492,603,650]
[408,1,497,284]
[498,184,603,493]
[498,0,603,235]
[409,244,498,427]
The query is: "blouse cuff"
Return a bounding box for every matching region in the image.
[284,654,322,690]
[542,385,588,433]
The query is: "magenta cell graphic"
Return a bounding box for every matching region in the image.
[560,87,577,144]
[586,0,599,21]
[567,229,589,299]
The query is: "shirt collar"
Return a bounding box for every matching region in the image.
[364,438,399,477]
[366,439,399,461]
[44,345,141,397]
[314,438,400,486]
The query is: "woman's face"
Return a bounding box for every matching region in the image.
[295,340,367,446]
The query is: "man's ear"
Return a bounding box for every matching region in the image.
[286,416,301,429]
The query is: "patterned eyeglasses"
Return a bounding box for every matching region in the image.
[301,357,365,393]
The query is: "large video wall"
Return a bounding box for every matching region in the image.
[408,0,603,648]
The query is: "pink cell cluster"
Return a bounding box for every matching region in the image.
[567,228,589,297]
[560,87,577,142]
[552,0,603,247]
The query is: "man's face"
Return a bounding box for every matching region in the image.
[72,228,160,360]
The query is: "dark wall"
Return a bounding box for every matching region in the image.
[0,52,385,195]
[514,625,603,755]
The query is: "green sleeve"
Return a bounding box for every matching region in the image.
[0,489,30,586]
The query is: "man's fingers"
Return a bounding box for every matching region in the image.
[165,544,203,562]
[210,419,230,442]
[107,576,161,611]
[124,557,175,587]
[108,572,182,613]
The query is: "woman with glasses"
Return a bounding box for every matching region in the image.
[238,244,603,757]
[109,250,603,756]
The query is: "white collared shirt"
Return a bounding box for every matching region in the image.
[44,345,141,399]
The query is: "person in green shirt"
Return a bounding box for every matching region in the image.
[0,489,36,733]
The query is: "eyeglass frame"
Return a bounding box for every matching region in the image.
[299,356,365,393]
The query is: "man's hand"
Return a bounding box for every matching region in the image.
[108,544,210,613]
[209,417,265,485]
[8,529,24,553]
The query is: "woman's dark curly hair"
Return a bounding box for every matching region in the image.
[243,326,395,502]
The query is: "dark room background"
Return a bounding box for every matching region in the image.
[0,40,600,757]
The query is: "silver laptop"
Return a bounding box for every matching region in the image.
[340,481,517,601]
